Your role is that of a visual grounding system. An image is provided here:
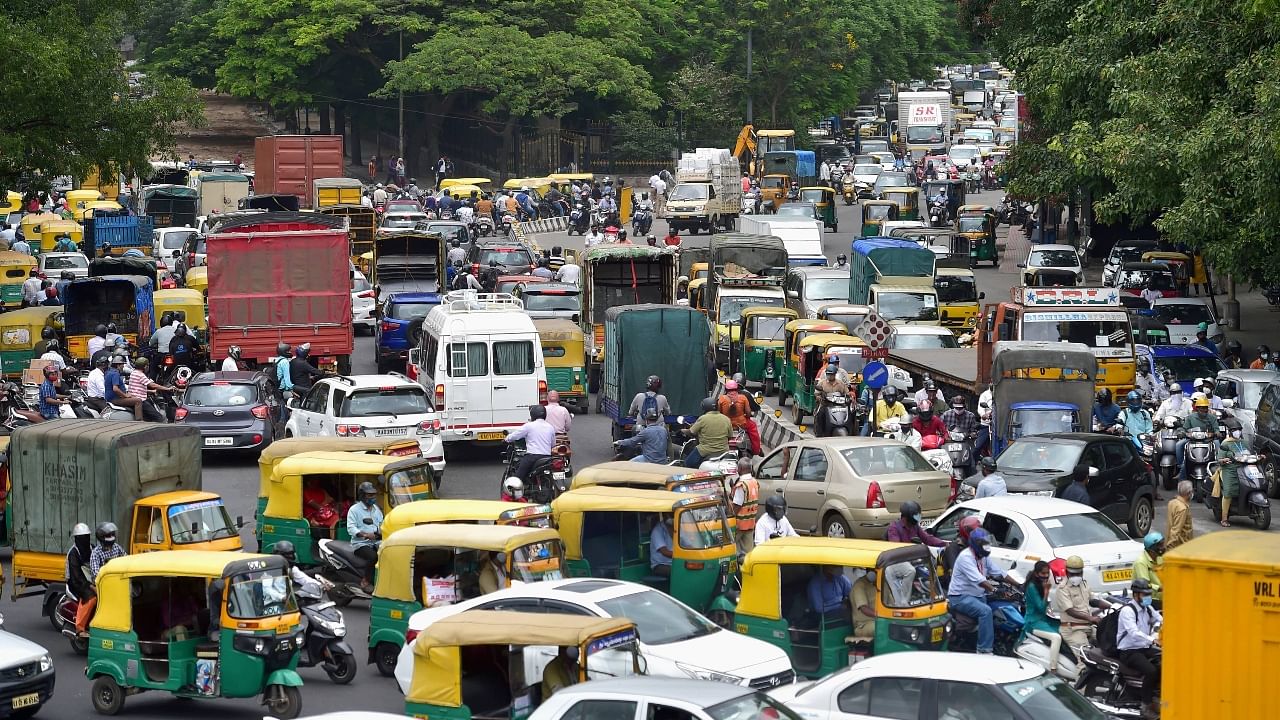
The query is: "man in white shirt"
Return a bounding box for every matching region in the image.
[85,355,109,413]
[914,379,946,409]
[1141,286,1162,308]
[372,184,389,206]
[584,226,605,247]
[1154,383,1191,422]
[556,261,581,286]
[652,176,667,215]
[543,391,572,434]
[1116,578,1162,716]
[754,495,799,546]
[39,343,66,371]
[22,270,42,306]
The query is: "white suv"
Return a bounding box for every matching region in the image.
[285,373,445,473]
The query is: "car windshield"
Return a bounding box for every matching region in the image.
[427,225,468,243]
[678,505,731,549]
[806,278,847,301]
[881,557,944,608]
[906,126,944,143]
[387,302,437,320]
[1000,674,1109,719]
[892,332,959,349]
[1029,250,1078,268]
[1117,270,1175,291]
[340,387,430,416]
[1022,314,1132,349]
[718,295,785,323]
[853,164,882,176]
[477,248,534,267]
[875,175,912,189]
[1152,355,1225,381]
[749,314,788,340]
[185,382,257,407]
[1035,512,1130,548]
[670,184,710,201]
[707,694,804,720]
[1153,303,1213,326]
[161,231,196,250]
[998,441,1081,473]
[523,293,581,312]
[876,291,938,322]
[777,204,816,218]
[596,589,719,645]
[934,275,977,303]
[167,499,239,544]
[386,464,434,505]
[226,568,297,619]
[1110,246,1150,266]
[44,254,88,270]
[840,444,935,475]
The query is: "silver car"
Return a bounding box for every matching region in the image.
[783,267,850,319]
[1216,369,1280,445]
[0,613,55,717]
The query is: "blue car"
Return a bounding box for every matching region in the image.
[1137,343,1226,391]
[375,291,441,373]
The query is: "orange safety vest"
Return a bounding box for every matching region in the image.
[733,476,760,532]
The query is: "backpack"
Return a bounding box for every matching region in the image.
[264,357,284,396]
[1096,602,1147,656]
[641,392,658,420]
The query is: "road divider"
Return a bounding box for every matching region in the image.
[518,216,569,235]
[757,401,811,451]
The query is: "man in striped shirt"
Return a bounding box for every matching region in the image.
[127,357,174,422]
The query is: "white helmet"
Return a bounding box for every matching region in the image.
[1169,382,1183,394]
[503,477,524,499]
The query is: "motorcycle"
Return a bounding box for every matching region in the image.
[944,430,975,484]
[293,575,358,684]
[1013,629,1084,685]
[42,585,88,654]
[501,212,517,236]
[1074,605,1156,718]
[568,203,588,235]
[666,415,741,474]
[316,537,375,607]
[474,213,495,237]
[1146,417,1181,491]
[964,168,980,194]
[632,206,653,235]
[1184,426,1218,499]
[1265,286,1280,307]
[947,583,1025,657]
[816,392,854,437]
[1207,451,1272,529]
[499,442,568,504]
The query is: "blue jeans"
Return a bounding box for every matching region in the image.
[974,425,990,457]
[684,446,704,468]
[949,594,994,652]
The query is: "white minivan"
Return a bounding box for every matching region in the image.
[408,291,548,443]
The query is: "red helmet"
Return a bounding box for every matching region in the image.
[1048,558,1068,579]
[724,380,739,391]
[957,516,981,541]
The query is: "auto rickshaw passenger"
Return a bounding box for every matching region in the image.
[649,514,674,577]
[807,565,852,622]
[478,551,507,595]
[542,646,578,698]
[303,478,341,539]
[851,570,876,638]
[161,582,203,640]
[348,481,384,589]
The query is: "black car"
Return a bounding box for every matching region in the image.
[463,239,536,275]
[176,371,278,451]
[961,432,1156,537]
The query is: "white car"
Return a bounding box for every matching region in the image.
[0,612,55,718]
[153,226,197,262]
[928,496,1142,594]
[851,164,883,192]
[531,678,793,720]
[1150,297,1223,345]
[868,151,897,172]
[393,579,795,696]
[1019,244,1084,286]
[380,212,427,234]
[38,251,89,279]
[885,325,960,350]
[285,374,445,473]
[770,651,1102,719]
[351,269,375,334]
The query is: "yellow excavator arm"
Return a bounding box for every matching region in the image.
[733,125,757,175]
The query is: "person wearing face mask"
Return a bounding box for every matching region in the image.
[478,551,508,594]
[1132,532,1165,603]
[1181,396,1220,482]
[885,501,946,547]
[649,514,675,577]
[1055,555,1111,650]
[947,528,1007,654]
[67,523,95,635]
[1117,391,1154,451]
[1021,560,1062,671]
[1116,578,1163,718]
[1215,428,1249,527]
[346,482,383,590]
[501,477,526,503]
[754,494,798,545]
[851,569,876,638]
[941,516,982,591]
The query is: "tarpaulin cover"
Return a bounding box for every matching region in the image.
[849,237,937,303]
[604,304,712,418]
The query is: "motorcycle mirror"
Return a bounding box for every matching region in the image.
[235,515,244,529]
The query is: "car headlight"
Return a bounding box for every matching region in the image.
[958,484,975,501]
[676,662,743,684]
[39,655,52,673]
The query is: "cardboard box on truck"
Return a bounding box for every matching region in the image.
[254,135,344,205]
[666,148,741,234]
[207,212,354,372]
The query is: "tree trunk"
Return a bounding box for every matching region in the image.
[349,111,362,171]
[319,105,331,135]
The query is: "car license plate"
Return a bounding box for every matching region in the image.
[375,428,406,436]
[477,431,505,441]
[12,694,39,709]
[204,437,234,447]
[552,472,566,481]
[1103,567,1133,583]
[931,626,944,643]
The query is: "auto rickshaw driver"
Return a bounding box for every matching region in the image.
[348,481,383,590]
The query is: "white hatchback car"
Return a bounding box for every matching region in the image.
[928,496,1142,594]
[1020,244,1084,286]
[770,651,1104,719]
[351,269,375,334]
[393,579,795,695]
[285,373,445,473]
[1150,296,1223,346]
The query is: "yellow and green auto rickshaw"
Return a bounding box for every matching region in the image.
[37,218,84,253]
[257,450,435,567]
[552,485,738,624]
[1142,251,1192,295]
[0,306,60,376]
[734,306,797,396]
[18,212,59,248]
[86,551,304,718]
[439,178,493,193]
[776,318,846,407]
[570,463,733,530]
[934,266,983,335]
[955,204,997,267]
[860,200,899,237]
[687,277,708,314]
[534,318,588,414]
[382,499,554,538]
[2,190,20,216]
[152,288,206,337]
[799,187,837,232]
[65,189,103,221]
[734,537,949,679]
[784,333,867,426]
[880,187,920,221]
[255,437,422,526]
[184,265,208,298]
[0,252,38,308]
[368,524,564,676]
[403,610,643,720]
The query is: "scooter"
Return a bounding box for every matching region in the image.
[1073,604,1156,718]
[632,206,653,235]
[1207,452,1272,529]
[944,430,975,483]
[316,537,376,607]
[1148,417,1181,491]
[1184,426,1218,499]
[816,392,854,436]
[499,442,568,504]
[40,584,88,654]
[568,203,588,235]
[946,584,1024,656]
[1013,630,1084,684]
[928,198,948,227]
[293,575,358,684]
[474,214,494,237]
[667,416,741,474]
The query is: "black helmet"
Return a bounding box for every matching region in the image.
[106,323,117,334]
[1096,388,1112,405]
[40,326,56,341]
[701,397,717,413]
[174,323,188,336]
[95,354,110,367]
[764,494,787,520]
[647,375,662,392]
[836,253,847,264]
[357,481,377,499]
[159,311,174,326]
[95,323,108,337]
[273,540,297,563]
[882,386,898,400]
[229,345,241,360]
[1226,340,1242,355]
[45,338,59,351]
[1131,577,1154,594]
[1258,345,1271,357]
[95,521,118,543]
[277,341,292,356]
[529,404,547,421]
[900,500,922,520]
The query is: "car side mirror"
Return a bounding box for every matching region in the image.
[1016,263,1026,268]
[978,292,985,300]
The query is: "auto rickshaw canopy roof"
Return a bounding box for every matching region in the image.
[552,483,719,514]
[784,318,845,334]
[257,436,421,496]
[441,184,482,198]
[375,524,562,601]
[533,317,585,342]
[798,332,866,352]
[134,489,222,508]
[741,306,798,322]
[265,451,433,520]
[406,610,637,706]
[382,499,553,538]
[571,462,726,492]
[41,218,83,235]
[1142,251,1190,262]
[152,288,206,327]
[439,178,493,190]
[0,251,37,268]
[957,204,996,215]
[92,551,286,632]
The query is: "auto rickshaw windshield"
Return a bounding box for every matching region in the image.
[865,204,894,220]
[718,295,786,324]
[881,558,944,609]
[677,506,731,549]
[1118,270,1174,291]
[934,275,977,303]
[749,314,788,340]
[168,499,239,544]
[510,541,565,582]
[226,569,297,619]
[957,216,986,233]
[387,465,435,506]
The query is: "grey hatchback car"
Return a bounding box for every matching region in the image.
[176,371,278,451]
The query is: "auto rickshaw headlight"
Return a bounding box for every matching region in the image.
[233,635,270,655]
[889,624,924,645]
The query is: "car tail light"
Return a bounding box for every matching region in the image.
[381,321,398,333]
[174,407,188,421]
[866,481,885,509]
[417,419,440,435]
[251,405,270,420]
[551,457,565,472]
[538,379,547,405]
[164,356,174,366]
[357,290,375,298]
[405,629,419,646]
[336,424,364,437]
[948,477,959,505]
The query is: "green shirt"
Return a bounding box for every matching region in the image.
[690,411,731,455]
[1183,412,1220,433]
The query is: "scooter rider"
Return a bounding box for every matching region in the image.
[1180,396,1220,482]
[685,397,730,468]
[1092,388,1121,430]
[874,386,909,430]
[346,482,383,591]
[613,407,668,463]
[813,364,850,438]
[941,516,982,590]
[753,494,798,546]
[719,379,761,454]
[273,540,323,598]
[66,523,93,633]
[1054,555,1111,650]
[885,500,946,547]
[505,404,557,481]
[946,528,1008,654]
[1156,383,1193,472]
[627,375,672,421]
[1116,578,1163,719]
[289,343,326,402]
[1116,390,1154,450]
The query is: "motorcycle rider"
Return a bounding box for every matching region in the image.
[873,386,910,430]
[446,239,466,267]
[1249,345,1273,370]
[941,395,978,444]
[1054,555,1111,650]
[105,353,143,420]
[1092,389,1122,430]
[1116,578,1163,719]
[169,323,200,369]
[39,338,66,371]
[1223,340,1244,369]
[612,407,668,463]
[976,385,992,457]
[911,400,946,443]
[346,482,383,590]
[885,500,946,547]
[221,345,247,372]
[148,311,178,357]
[754,494,798,546]
[66,523,94,635]
[126,357,173,422]
[37,364,68,420]
[812,365,850,438]
[289,343,326,402]
[583,223,606,248]
[1117,390,1154,451]
[627,375,672,421]
[975,456,1007,498]
[85,354,109,413]
[685,397,730,468]
[947,528,1008,654]
[272,342,294,423]
[914,378,946,407]
[1156,383,1192,472]
[273,540,323,598]
[504,405,557,481]
[941,516,982,590]
[1195,378,1223,410]
[1180,396,1221,482]
[1132,532,1165,603]
[87,323,110,359]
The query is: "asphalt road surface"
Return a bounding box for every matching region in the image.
[4,187,1269,719]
